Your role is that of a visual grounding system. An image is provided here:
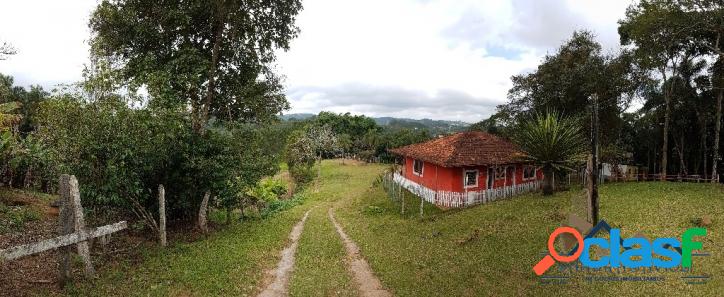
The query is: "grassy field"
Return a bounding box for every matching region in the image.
[57,160,384,297]
[33,160,724,296]
[335,170,724,296]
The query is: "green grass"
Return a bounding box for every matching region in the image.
[35,162,724,296]
[0,202,40,233]
[335,178,724,296]
[62,204,312,296]
[289,207,356,296]
[57,160,385,297]
[0,188,50,234]
[289,159,387,296]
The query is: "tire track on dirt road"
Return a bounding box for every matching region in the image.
[257,209,311,297]
[328,208,392,297]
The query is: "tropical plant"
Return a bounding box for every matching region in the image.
[0,102,21,130]
[512,112,587,195]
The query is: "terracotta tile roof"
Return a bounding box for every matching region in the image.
[388,131,525,167]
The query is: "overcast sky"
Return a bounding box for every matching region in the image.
[0,0,634,123]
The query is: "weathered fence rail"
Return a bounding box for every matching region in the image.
[0,221,126,261]
[0,174,127,287]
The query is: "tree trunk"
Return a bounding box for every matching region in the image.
[661,65,677,181]
[542,165,554,196]
[713,85,723,182]
[678,134,687,176]
[199,3,226,135]
[198,191,210,233]
[158,185,166,247]
[661,85,671,180]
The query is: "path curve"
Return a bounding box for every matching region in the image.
[328,208,392,297]
[257,210,311,297]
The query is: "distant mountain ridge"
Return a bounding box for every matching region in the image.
[279,113,469,133]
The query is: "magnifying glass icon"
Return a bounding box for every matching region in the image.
[533,226,584,276]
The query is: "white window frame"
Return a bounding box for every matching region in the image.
[463,169,478,188]
[413,159,424,176]
[523,166,537,180]
[494,166,506,180]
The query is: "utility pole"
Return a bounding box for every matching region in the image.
[588,95,600,223]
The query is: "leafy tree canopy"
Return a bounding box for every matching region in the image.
[89,0,303,131]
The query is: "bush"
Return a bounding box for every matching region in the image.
[249,178,288,203]
[34,95,283,223]
[260,192,307,218]
[289,164,315,187]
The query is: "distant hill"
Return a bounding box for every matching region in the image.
[279,113,469,133]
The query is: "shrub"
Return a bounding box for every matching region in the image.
[289,164,315,187]
[34,95,283,224]
[260,192,307,218]
[249,178,288,203]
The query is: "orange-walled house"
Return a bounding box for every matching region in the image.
[388,131,543,207]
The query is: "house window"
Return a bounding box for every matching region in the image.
[523,166,536,180]
[494,167,506,180]
[464,170,478,188]
[413,159,424,176]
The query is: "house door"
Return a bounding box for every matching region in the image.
[487,168,494,189]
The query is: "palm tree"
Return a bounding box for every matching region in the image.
[512,112,586,195]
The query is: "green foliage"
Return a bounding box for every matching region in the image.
[499,31,641,146]
[512,112,587,170]
[34,95,282,220]
[289,164,315,187]
[260,192,307,218]
[513,112,586,195]
[249,179,288,203]
[285,125,339,186]
[89,0,302,130]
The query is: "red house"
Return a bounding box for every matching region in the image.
[388,131,543,207]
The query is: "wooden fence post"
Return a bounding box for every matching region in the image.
[158,184,167,247]
[419,193,424,218]
[58,174,95,285]
[399,179,405,215]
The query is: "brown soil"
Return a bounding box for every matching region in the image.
[257,209,311,297]
[328,208,392,297]
[0,188,152,297]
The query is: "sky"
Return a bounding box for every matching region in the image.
[0,0,635,123]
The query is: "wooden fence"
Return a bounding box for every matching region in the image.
[384,172,541,209]
[0,174,127,286]
[570,170,718,185]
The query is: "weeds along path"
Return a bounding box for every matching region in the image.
[257,209,311,297]
[329,208,392,297]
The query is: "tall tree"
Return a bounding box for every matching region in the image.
[502,31,639,146]
[619,0,692,180]
[679,0,724,180]
[89,0,303,133]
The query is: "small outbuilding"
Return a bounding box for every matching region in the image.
[388,131,543,207]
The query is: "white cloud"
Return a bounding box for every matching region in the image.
[0,0,634,122]
[278,0,634,122]
[0,0,97,89]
